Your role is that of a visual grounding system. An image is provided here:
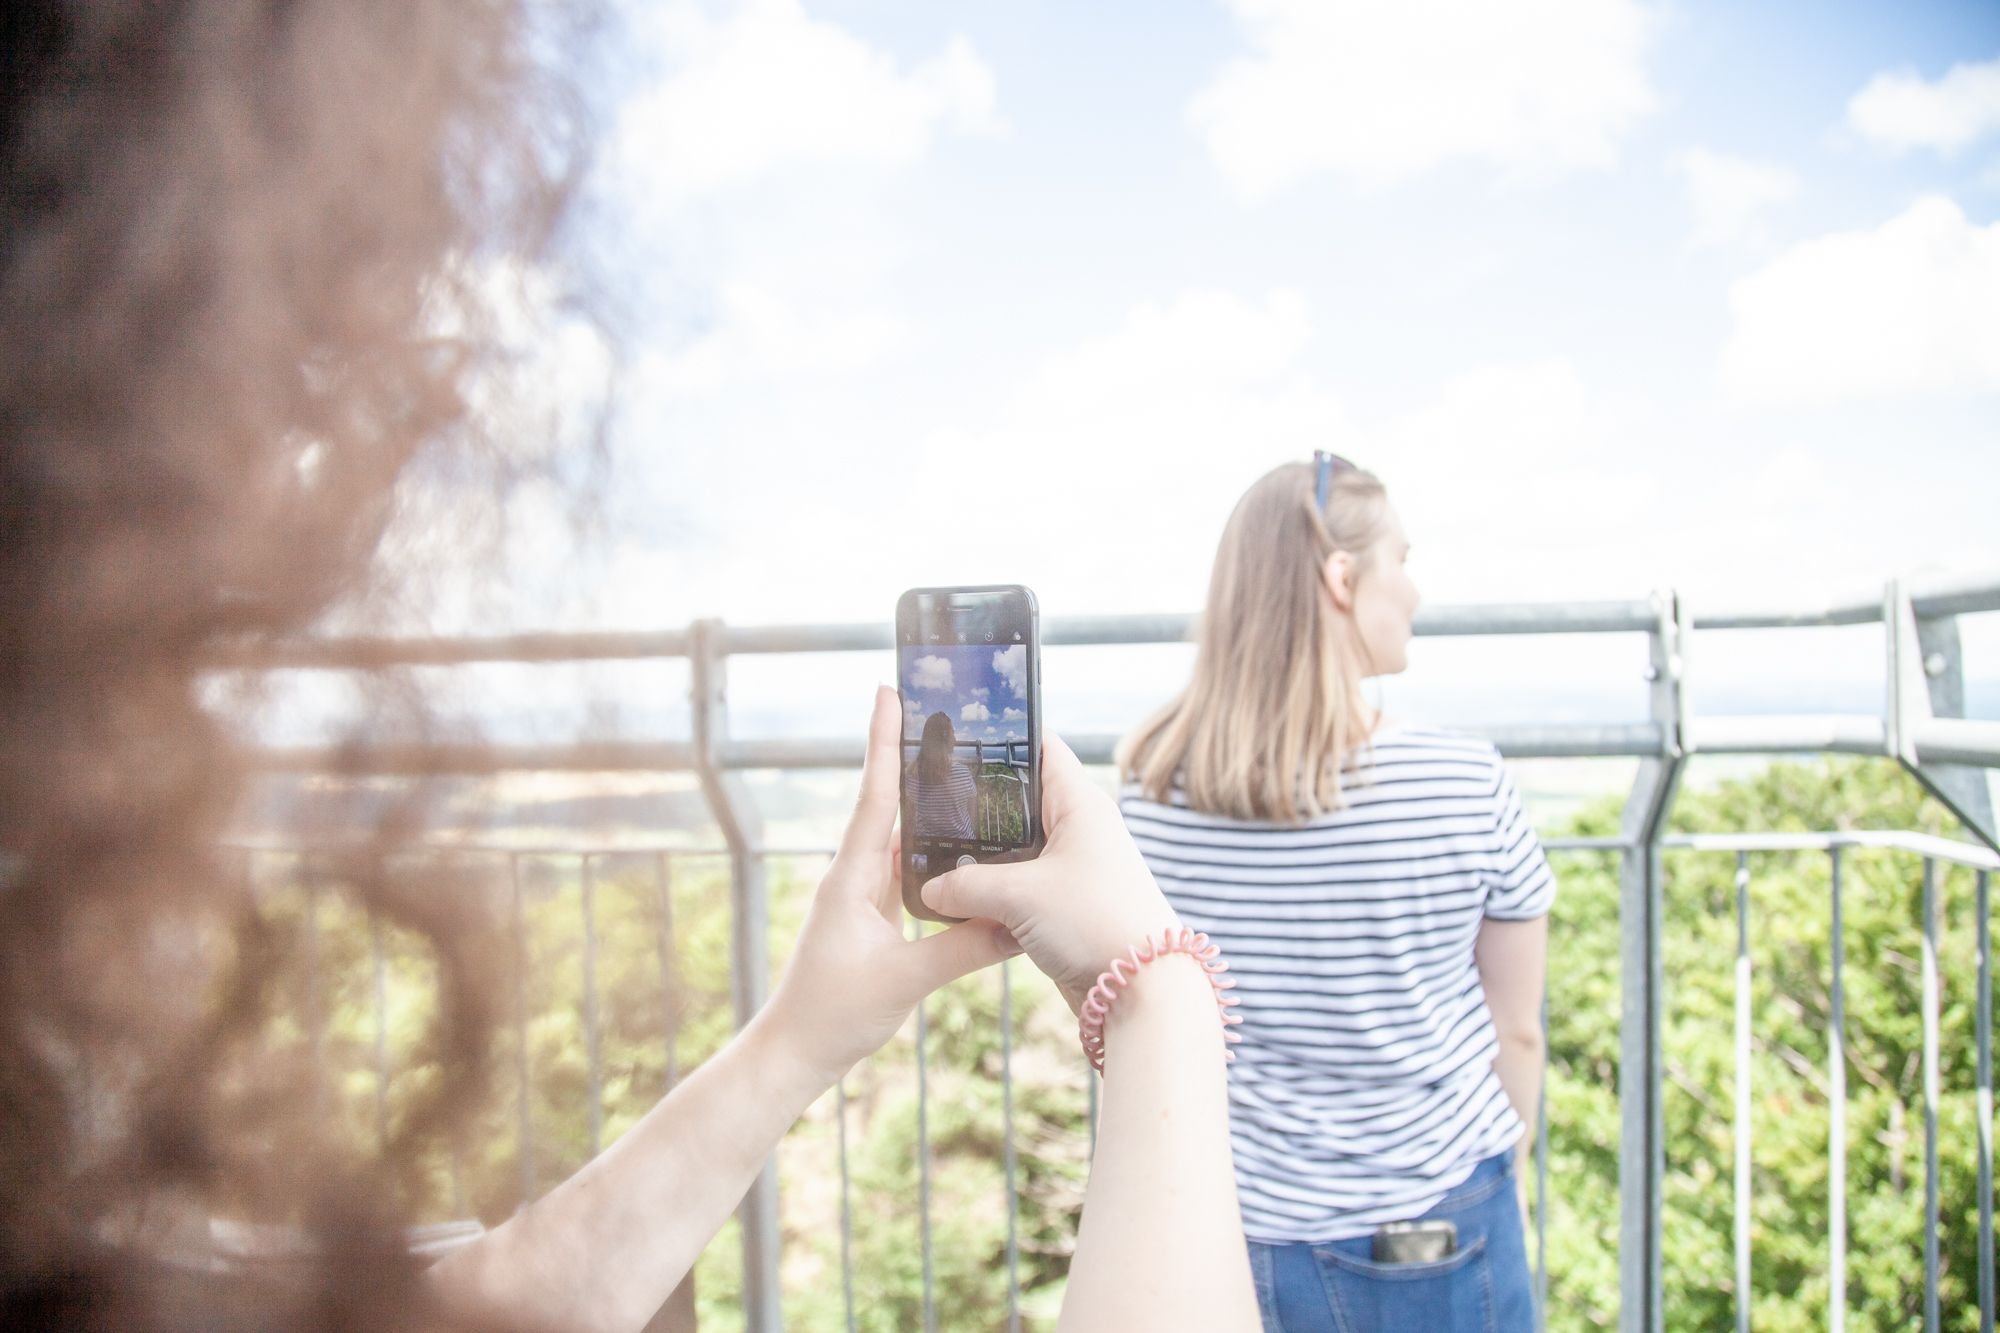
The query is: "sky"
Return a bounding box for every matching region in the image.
[312,0,2000,750]
[902,643,1032,746]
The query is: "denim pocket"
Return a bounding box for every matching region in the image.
[1313,1236,1493,1333]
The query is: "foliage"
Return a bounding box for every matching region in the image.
[976,763,1030,844]
[1543,757,1991,1330]
[257,757,1996,1329]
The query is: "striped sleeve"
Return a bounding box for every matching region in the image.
[1482,756,1555,920]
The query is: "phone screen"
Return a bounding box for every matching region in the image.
[897,585,1042,921]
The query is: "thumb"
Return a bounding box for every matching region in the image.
[920,862,1020,926]
[899,918,1021,994]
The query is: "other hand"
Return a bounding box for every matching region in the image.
[919,731,1178,1012]
[758,687,1019,1087]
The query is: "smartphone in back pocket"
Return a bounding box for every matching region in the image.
[896,585,1043,922]
[1371,1220,1457,1264]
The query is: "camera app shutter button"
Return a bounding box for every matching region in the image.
[955,855,977,868]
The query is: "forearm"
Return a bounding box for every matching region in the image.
[1058,957,1259,1333]
[1491,1032,1545,1148]
[428,1010,827,1332]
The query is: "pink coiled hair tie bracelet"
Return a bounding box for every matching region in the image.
[1077,926,1243,1073]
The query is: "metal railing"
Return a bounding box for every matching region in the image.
[219,569,2000,1332]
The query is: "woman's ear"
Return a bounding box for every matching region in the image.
[1321,550,1355,613]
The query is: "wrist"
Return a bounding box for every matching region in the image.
[741,998,842,1110]
[1101,952,1217,1034]
[1077,927,1241,1073]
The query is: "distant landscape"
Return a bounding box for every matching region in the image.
[232,699,1998,854]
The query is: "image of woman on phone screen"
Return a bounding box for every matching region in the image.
[1117,455,1554,1332]
[907,710,978,839]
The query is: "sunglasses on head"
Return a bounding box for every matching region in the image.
[1313,450,1356,512]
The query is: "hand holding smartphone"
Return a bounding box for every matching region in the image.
[896,586,1044,922]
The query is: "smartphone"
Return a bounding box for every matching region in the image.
[1371,1220,1457,1264]
[896,585,1044,922]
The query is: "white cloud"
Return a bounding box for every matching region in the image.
[1846,54,2000,157]
[970,686,989,701]
[1189,0,1658,196]
[906,288,1345,611]
[635,281,908,397]
[1671,148,1798,248]
[1363,357,1662,590]
[960,701,991,722]
[909,654,954,692]
[1001,706,1026,721]
[612,0,999,200]
[992,644,1027,698]
[1721,195,2000,403]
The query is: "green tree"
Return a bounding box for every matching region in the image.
[252,757,1995,1330]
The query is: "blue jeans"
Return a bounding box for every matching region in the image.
[1247,1152,1534,1333]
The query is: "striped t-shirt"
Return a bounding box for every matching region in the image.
[905,760,977,839]
[1118,725,1556,1243]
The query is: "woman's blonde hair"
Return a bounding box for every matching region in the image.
[1117,459,1394,824]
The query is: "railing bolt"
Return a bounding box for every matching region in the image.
[1923,651,1947,678]
[1642,665,1659,682]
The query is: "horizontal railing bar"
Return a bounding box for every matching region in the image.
[728,603,1663,655]
[1693,602,1882,630]
[1667,830,2000,870]
[226,843,838,859]
[202,572,2000,674]
[230,832,1996,870]
[724,623,894,654]
[1045,613,1195,645]
[1061,723,1668,767]
[243,740,699,775]
[243,714,2000,778]
[1687,716,1890,756]
[1912,718,2000,767]
[1413,601,1659,636]
[1908,567,2000,619]
[207,628,693,670]
[220,598,1688,675]
[1694,568,2000,628]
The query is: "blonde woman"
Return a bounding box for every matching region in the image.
[1117,456,1553,1332]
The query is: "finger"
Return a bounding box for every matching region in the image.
[836,686,903,865]
[1037,729,1104,828]
[920,861,1030,928]
[897,918,1021,995]
[872,825,903,920]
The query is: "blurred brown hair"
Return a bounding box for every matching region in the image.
[1,1,589,1325]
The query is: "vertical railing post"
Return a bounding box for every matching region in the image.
[654,854,679,1091]
[581,853,603,1157]
[1892,584,1999,851]
[691,618,782,1333]
[1619,589,1684,1333]
[1921,858,1941,1333]
[1733,851,1752,1333]
[1001,957,1021,1333]
[1536,989,1549,1331]
[300,857,328,1123]
[912,919,936,1333]
[510,853,536,1207]
[371,907,390,1148]
[1977,868,1993,1333]
[1829,847,1848,1333]
[836,1078,857,1333]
